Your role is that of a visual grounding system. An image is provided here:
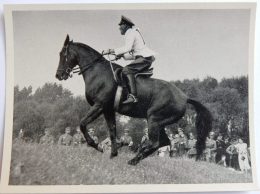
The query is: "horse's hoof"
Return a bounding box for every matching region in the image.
[110,152,118,159]
[128,159,138,166]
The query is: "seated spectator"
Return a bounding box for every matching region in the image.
[119,129,133,150]
[204,132,217,162]
[39,128,54,145]
[58,127,73,146]
[187,132,197,158]
[158,145,170,157]
[73,126,84,146]
[235,138,251,172]
[141,128,149,146]
[88,128,99,144]
[100,137,112,152]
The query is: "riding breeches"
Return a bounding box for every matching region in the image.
[122,55,155,75]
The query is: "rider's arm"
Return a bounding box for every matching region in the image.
[123,53,135,60]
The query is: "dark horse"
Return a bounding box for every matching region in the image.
[55,35,212,165]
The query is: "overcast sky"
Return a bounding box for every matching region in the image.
[13,9,250,96]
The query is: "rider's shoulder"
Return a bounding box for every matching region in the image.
[127,27,138,35]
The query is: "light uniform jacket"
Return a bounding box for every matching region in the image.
[40,135,54,145]
[58,134,73,146]
[114,27,155,60]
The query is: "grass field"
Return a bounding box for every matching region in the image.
[9,142,252,185]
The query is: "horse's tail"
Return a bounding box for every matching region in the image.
[187,98,213,160]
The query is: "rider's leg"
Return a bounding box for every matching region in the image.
[122,73,138,104]
[121,56,154,104]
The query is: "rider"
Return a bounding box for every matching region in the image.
[103,15,155,104]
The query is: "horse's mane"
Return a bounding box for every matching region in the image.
[73,42,102,57]
[73,42,122,69]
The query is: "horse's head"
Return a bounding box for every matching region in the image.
[55,35,78,80]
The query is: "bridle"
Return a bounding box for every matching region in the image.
[57,44,104,78]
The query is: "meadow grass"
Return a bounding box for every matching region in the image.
[9,142,252,185]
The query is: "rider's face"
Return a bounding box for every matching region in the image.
[119,24,128,35]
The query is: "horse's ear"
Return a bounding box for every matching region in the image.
[64,34,70,46]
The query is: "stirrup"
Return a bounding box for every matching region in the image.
[122,94,138,104]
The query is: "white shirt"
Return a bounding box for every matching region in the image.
[114,27,155,60]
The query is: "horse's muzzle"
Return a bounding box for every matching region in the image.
[55,73,62,80]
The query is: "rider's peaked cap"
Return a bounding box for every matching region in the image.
[118,15,135,27]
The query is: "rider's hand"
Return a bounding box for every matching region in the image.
[115,54,123,60]
[103,49,115,55]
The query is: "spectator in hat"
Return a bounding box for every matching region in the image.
[58,127,73,146]
[177,128,187,157]
[103,15,155,104]
[73,126,85,146]
[39,128,55,145]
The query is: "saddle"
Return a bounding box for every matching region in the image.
[114,67,153,86]
[113,67,153,110]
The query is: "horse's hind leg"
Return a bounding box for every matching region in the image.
[128,120,161,165]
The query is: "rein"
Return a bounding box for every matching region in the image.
[61,44,119,81]
[72,55,103,75]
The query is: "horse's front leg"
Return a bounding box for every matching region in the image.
[103,110,118,158]
[80,103,103,152]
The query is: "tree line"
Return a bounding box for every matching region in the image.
[13,76,249,145]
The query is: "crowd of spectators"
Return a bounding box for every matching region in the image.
[17,122,251,173]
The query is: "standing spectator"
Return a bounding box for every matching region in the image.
[226,138,239,170]
[177,128,187,157]
[88,128,99,144]
[17,129,25,143]
[215,134,225,163]
[39,128,54,145]
[58,127,73,146]
[170,134,179,157]
[187,132,197,158]
[235,138,251,172]
[223,137,231,167]
[204,132,217,162]
[120,128,133,149]
[73,126,84,146]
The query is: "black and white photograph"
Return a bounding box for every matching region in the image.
[0,2,258,193]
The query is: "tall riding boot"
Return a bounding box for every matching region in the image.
[123,74,138,104]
